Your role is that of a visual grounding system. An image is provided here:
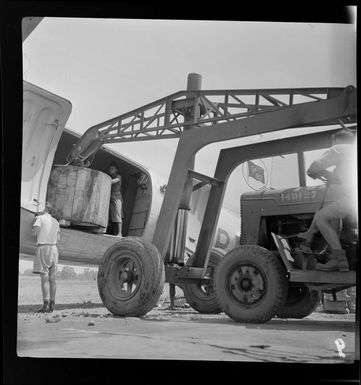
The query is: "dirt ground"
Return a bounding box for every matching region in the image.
[17,275,357,362]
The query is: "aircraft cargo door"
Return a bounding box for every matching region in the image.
[21,81,72,212]
[127,174,151,236]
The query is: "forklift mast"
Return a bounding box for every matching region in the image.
[67,74,357,282]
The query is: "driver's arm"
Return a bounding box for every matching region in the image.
[307,163,341,184]
[307,146,343,184]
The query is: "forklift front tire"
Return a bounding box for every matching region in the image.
[97,237,164,317]
[214,245,288,323]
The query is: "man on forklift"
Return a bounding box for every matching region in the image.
[297,127,357,272]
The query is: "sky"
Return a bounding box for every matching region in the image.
[20,16,357,273]
[22,17,357,211]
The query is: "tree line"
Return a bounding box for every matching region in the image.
[21,266,98,280]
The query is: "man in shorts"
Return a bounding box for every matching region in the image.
[109,162,123,237]
[32,201,61,312]
[298,128,357,272]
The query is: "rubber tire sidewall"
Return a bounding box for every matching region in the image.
[214,245,288,323]
[97,237,164,317]
[183,248,224,314]
[276,284,320,319]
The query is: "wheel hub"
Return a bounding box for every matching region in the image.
[240,277,252,291]
[110,256,140,299]
[229,264,266,305]
[119,267,135,283]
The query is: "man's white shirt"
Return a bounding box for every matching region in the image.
[33,213,60,244]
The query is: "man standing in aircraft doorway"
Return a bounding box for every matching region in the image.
[109,162,123,237]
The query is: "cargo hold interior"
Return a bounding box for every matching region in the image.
[51,129,151,237]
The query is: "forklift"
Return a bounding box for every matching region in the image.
[66,73,357,322]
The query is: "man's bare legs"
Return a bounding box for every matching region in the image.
[314,210,342,250]
[114,222,122,237]
[297,219,319,244]
[297,218,341,250]
[48,266,57,311]
[314,207,348,271]
[40,273,50,301]
[38,266,57,312]
[37,273,50,312]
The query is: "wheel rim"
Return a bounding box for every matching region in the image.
[228,263,267,306]
[108,252,142,301]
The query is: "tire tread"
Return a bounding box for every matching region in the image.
[214,245,287,323]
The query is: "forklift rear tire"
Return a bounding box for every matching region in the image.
[97,237,165,317]
[183,248,224,314]
[276,284,321,319]
[214,245,287,323]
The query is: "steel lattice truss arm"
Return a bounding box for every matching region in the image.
[66,86,356,165]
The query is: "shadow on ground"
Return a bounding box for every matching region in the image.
[244,317,355,331]
[18,302,105,313]
[143,308,355,331]
[185,317,355,331]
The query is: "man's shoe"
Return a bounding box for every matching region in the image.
[333,249,349,272]
[36,301,49,313]
[48,300,55,313]
[316,249,349,272]
[315,259,340,272]
[315,252,330,264]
